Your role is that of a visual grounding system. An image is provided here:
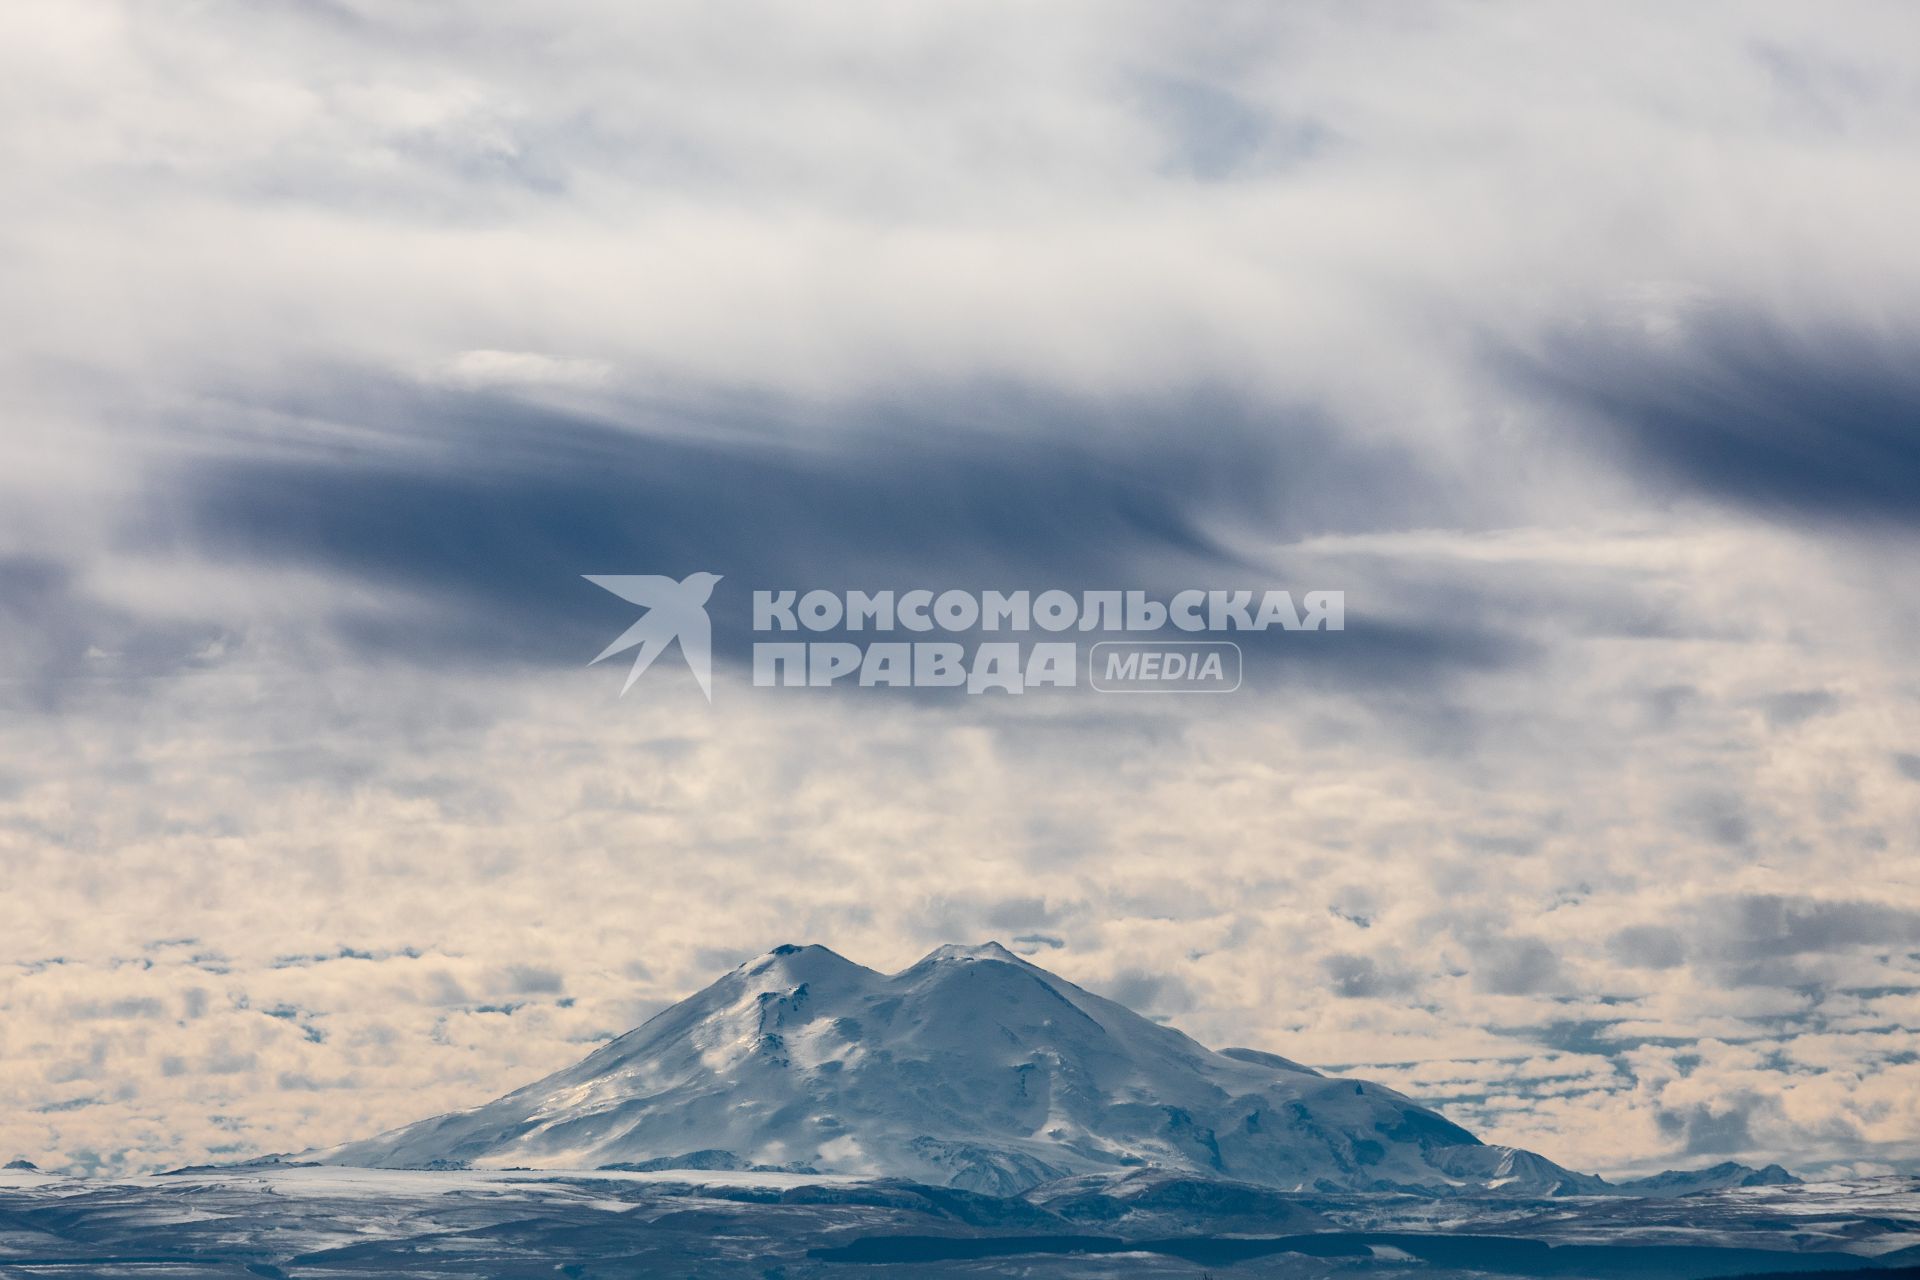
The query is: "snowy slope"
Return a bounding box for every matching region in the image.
[319,942,1607,1195]
[1613,1161,1801,1196]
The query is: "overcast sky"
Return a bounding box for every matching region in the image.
[3,0,1920,1180]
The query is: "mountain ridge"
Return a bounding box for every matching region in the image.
[316,942,1793,1198]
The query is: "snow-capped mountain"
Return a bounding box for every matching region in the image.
[318,942,1607,1195]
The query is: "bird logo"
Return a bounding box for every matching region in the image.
[584,572,723,700]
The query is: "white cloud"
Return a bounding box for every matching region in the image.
[433,349,612,391]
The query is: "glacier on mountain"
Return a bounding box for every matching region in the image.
[319,941,1660,1196]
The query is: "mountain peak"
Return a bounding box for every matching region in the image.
[755,942,841,961]
[916,940,1021,965]
[738,943,872,982]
